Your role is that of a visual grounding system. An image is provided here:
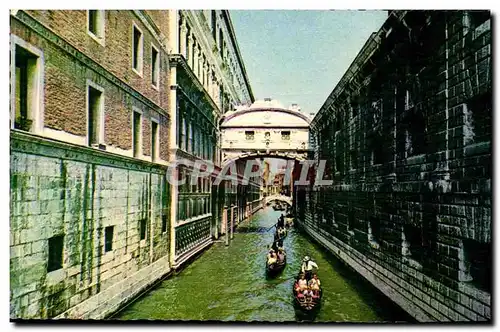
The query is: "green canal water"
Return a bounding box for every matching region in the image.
[115,207,413,322]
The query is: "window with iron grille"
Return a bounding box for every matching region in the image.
[104,226,114,252]
[47,235,64,272]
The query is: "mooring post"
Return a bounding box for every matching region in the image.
[230,205,235,240]
[223,206,229,246]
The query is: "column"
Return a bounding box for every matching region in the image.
[208,67,213,97]
[187,33,194,69]
[202,58,208,90]
[223,206,228,246]
[230,205,235,240]
[193,42,199,77]
[179,19,187,58]
[167,11,179,266]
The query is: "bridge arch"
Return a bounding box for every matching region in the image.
[265,194,292,206]
[221,150,307,169]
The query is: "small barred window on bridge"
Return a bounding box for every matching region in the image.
[140,219,147,240]
[104,226,114,252]
[463,239,492,293]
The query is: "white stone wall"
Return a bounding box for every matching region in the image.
[10,145,170,319]
[221,128,309,151]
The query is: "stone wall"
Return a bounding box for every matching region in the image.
[302,10,491,322]
[10,132,171,319]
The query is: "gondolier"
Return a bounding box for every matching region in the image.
[277,214,285,228]
[301,256,318,281]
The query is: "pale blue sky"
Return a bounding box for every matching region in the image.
[230,10,388,115]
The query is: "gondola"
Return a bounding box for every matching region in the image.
[274,227,287,241]
[266,251,286,276]
[293,276,322,313]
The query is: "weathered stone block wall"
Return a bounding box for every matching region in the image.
[302,10,491,322]
[10,132,171,319]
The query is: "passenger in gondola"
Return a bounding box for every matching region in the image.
[277,248,285,261]
[301,256,319,281]
[311,289,320,300]
[303,288,314,298]
[267,249,277,265]
[297,273,308,291]
[308,274,321,291]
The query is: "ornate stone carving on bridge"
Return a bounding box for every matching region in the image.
[220,99,311,165]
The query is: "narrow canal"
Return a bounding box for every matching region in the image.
[115,206,413,322]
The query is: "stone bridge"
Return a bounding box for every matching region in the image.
[264,194,292,206]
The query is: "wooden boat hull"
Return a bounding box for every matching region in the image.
[266,255,286,274]
[293,288,322,312]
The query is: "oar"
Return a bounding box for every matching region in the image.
[266,222,278,232]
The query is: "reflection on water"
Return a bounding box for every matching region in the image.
[115,207,413,322]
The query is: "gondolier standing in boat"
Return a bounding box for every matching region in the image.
[301,256,318,281]
[277,214,285,228]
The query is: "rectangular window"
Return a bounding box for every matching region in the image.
[405,225,422,262]
[151,120,159,162]
[403,108,426,157]
[132,24,143,74]
[133,111,142,157]
[13,43,41,132]
[162,214,168,233]
[87,10,105,43]
[104,226,114,252]
[87,83,103,146]
[368,217,381,243]
[245,131,255,141]
[281,131,291,141]
[465,92,492,144]
[151,45,159,88]
[350,150,358,170]
[351,102,359,118]
[47,235,64,272]
[463,239,491,292]
[140,219,147,240]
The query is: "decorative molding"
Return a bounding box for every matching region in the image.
[11,130,168,175]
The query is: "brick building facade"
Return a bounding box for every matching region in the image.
[298,10,492,322]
